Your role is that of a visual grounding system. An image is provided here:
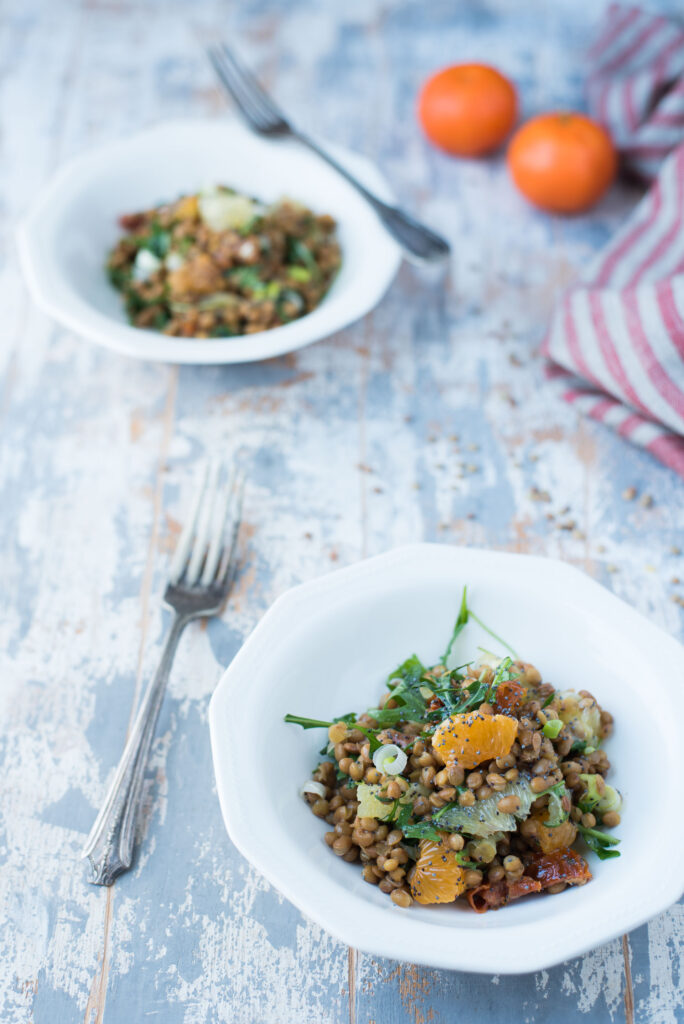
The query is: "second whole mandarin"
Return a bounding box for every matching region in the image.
[417,62,617,213]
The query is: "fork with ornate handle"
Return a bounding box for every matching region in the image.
[82,461,244,885]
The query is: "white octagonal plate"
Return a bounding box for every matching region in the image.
[209,544,684,973]
[17,119,401,364]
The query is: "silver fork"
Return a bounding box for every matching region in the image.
[206,43,451,265]
[82,461,245,886]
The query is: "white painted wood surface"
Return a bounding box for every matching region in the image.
[1,1,682,1021]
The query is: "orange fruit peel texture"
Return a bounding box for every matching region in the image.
[418,63,517,157]
[507,111,617,214]
[432,710,518,769]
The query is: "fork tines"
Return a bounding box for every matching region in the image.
[169,460,245,588]
[206,42,289,134]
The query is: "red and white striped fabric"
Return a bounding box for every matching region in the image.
[542,6,684,477]
[587,4,684,181]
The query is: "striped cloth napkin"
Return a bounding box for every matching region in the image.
[542,5,684,477]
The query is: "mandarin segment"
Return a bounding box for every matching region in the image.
[409,835,467,905]
[527,810,578,854]
[432,710,518,769]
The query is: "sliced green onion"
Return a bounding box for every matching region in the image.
[542,719,563,739]
[300,781,327,799]
[372,743,407,776]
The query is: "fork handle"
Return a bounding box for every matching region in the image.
[295,133,450,265]
[82,612,189,885]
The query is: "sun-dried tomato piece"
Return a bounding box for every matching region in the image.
[118,212,147,232]
[526,848,592,888]
[467,882,506,913]
[493,680,525,715]
[507,876,543,900]
[466,875,542,913]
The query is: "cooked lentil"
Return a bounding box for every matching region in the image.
[107,186,341,338]
[286,587,621,913]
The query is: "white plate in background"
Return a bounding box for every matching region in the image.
[17,119,401,364]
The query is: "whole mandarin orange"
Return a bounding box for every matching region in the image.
[418,63,518,156]
[507,112,617,213]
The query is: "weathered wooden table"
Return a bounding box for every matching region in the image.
[2,0,682,1021]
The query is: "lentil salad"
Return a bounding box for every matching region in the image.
[285,588,620,912]
[106,186,341,338]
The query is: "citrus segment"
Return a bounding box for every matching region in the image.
[409,836,467,905]
[432,710,518,769]
[527,810,578,854]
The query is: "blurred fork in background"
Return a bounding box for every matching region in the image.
[206,41,451,265]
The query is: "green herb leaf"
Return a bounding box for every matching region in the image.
[577,824,620,860]
[454,854,479,869]
[287,238,318,274]
[284,714,332,729]
[142,225,172,259]
[393,802,411,828]
[401,820,442,841]
[467,610,518,659]
[387,655,425,689]
[367,655,427,726]
[107,265,130,289]
[441,586,469,666]
[284,712,381,752]
[541,693,555,709]
[226,266,264,292]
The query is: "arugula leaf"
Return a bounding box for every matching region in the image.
[467,610,518,659]
[387,655,425,689]
[284,714,332,729]
[577,824,620,860]
[393,801,414,830]
[142,224,172,259]
[441,587,469,665]
[107,265,130,289]
[439,657,516,717]
[401,820,442,841]
[226,266,264,292]
[367,655,428,726]
[451,677,491,714]
[287,238,318,274]
[284,712,381,752]
[355,726,382,753]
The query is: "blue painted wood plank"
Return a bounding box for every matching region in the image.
[0,0,682,1022]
